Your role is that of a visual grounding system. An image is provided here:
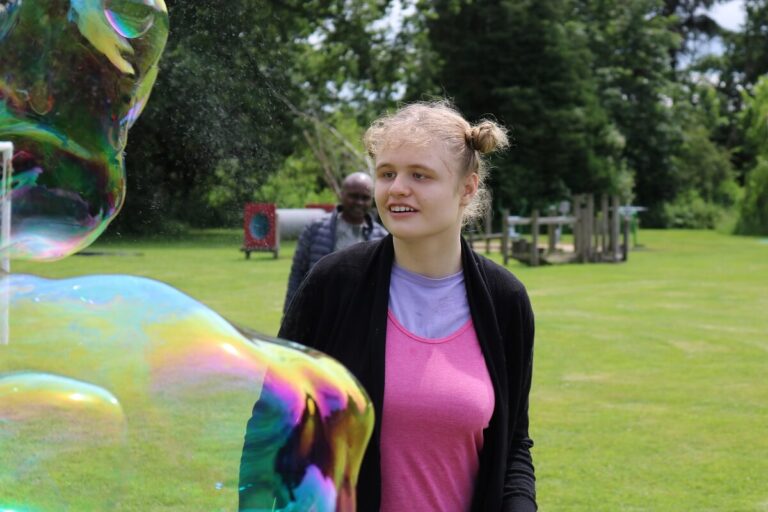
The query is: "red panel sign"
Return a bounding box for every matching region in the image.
[243,203,277,251]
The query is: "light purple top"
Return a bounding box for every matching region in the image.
[388,263,471,338]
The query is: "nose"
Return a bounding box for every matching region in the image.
[389,174,410,196]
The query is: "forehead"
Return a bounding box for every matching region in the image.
[342,179,373,193]
[375,140,455,174]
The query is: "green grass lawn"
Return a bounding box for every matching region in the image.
[13,229,768,511]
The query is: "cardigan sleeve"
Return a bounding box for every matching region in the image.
[503,287,537,512]
[283,223,316,314]
[278,265,323,350]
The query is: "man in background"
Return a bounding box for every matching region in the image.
[283,172,387,312]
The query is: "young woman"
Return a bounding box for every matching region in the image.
[279,101,536,512]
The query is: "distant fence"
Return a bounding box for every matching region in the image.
[468,194,636,266]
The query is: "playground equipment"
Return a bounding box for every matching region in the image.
[501,194,631,266]
[467,194,641,267]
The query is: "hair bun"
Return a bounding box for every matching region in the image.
[468,120,509,154]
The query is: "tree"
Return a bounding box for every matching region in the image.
[661,0,725,71]
[420,0,624,216]
[711,0,768,182]
[114,0,397,233]
[575,0,684,225]
[736,75,768,235]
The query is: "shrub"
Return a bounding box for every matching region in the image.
[735,158,768,236]
[663,190,726,229]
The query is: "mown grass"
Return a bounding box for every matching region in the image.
[13,229,768,511]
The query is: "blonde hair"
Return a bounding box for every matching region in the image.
[364,100,509,224]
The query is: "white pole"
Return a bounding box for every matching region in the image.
[0,141,12,346]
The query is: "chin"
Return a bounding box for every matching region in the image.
[387,228,423,241]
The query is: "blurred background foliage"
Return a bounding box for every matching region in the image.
[112,0,768,236]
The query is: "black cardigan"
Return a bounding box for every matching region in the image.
[279,235,536,512]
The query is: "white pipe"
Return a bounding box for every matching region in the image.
[276,208,329,239]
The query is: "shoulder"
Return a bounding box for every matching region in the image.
[316,212,336,229]
[291,237,389,317]
[302,213,335,238]
[467,252,535,355]
[311,236,387,280]
[371,220,388,237]
[472,251,529,301]
[467,250,534,334]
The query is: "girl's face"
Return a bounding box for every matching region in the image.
[374,140,477,244]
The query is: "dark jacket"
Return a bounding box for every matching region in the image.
[279,235,537,512]
[283,206,387,313]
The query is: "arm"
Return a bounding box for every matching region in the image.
[278,264,322,350]
[283,224,314,314]
[503,289,537,512]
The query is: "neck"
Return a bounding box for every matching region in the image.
[392,228,463,278]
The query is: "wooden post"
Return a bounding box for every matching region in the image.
[531,209,540,266]
[611,195,620,261]
[600,194,609,259]
[572,195,583,262]
[622,214,630,261]
[547,222,556,252]
[502,208,510,266]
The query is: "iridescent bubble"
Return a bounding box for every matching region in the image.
[0,274,374,510]
[0,372,127,511]
[104,0,158,39]
[0,0,169,260]
[2,2,374,511]
[0,1,22,40]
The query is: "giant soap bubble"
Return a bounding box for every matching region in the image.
[0,1,374,510]
[1,0,168,260]
[1,274,373,510]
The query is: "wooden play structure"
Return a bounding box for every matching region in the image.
[468,194,632,266]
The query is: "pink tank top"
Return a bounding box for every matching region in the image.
[380,310,495,512]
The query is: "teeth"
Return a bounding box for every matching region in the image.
[390,206,415,213]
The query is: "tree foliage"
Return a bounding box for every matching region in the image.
[419,0,626,215]
[110,0,764,234]
[736,75,768,235]
[115,0,396,233]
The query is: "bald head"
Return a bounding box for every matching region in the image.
[340,172,374,224]
[342,172,373,189]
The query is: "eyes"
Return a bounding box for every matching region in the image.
[377,169,429,181]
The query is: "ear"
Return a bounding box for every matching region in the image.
[459,173,479,207]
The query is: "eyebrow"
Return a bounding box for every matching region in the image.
[375,162,437,173]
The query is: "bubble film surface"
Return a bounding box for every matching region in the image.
[0,274,374,510]
[0,0,169,260]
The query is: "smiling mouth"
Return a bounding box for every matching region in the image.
[389,206,416,213]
